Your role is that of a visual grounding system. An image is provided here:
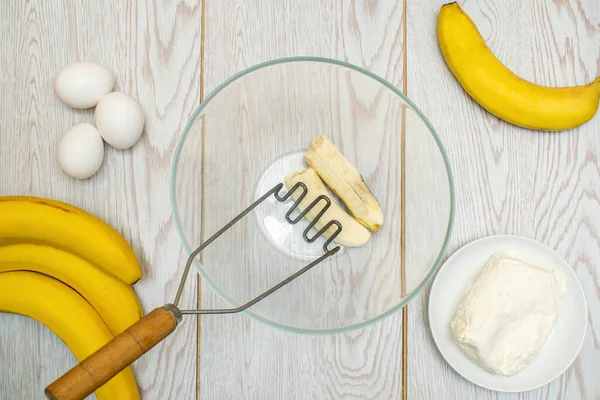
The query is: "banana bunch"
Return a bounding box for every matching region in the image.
[285,135,383,247]
[438,2,600,131]
[0,196,143,399]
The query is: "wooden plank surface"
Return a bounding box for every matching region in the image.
[2,0,599,399]
[198,1,406,398]
[0,1,201,399]
[407,0,600,399]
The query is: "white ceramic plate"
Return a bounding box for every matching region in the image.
[428,235,587,392]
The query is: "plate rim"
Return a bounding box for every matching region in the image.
[428,234,588,393]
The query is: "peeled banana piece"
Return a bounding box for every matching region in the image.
[284,168,371,247]
[0,271,140,400]
[0,196,142,284]
[0,244,143,335]
[438,2,600,131]
[304,135,383,231]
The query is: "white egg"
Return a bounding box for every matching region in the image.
[54,61,115,109]
[94,92,145,150]
[56,123,105,179]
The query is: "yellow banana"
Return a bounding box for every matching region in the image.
[304,135,383,232]
[0,196,142,284]
[0,244,142,335]
[0,271,139,400]
[438,2,600,131]
[285,168,371,247]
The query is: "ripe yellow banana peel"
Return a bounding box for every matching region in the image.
[0,243,142,335]
[0,196,142,284]
[438,2,600,131]
[0,197,144,398]
[0,271,140,400]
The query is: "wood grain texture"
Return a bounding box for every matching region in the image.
[3,1,598,399]
[199,0,406,398]
[0,1,201,399]
[407,0,600,399]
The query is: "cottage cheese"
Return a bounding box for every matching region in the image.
[450,251,566,376]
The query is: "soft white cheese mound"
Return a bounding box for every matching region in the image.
[450,251,566,376]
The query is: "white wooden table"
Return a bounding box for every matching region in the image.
[1,1,598,399]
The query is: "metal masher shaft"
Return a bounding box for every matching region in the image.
[180,247,339,315]
[172,183,285,307]
[172,182,343,315]
[44,184,344,400]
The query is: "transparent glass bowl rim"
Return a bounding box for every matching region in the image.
[170,56,456,335]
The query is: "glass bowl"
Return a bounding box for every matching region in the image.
[171,57,454,334]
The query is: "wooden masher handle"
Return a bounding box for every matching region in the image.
[45,304,181,400]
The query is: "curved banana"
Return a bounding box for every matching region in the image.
[438,2,600,131]
[0,271,140,400]
[285,168,371,247]
[0,244,142,335]
[0,196,142,284]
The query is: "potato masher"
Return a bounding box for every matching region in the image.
[45,181,342,400]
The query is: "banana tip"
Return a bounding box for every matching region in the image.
[441,2,458,9]
[593,77,600,93]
